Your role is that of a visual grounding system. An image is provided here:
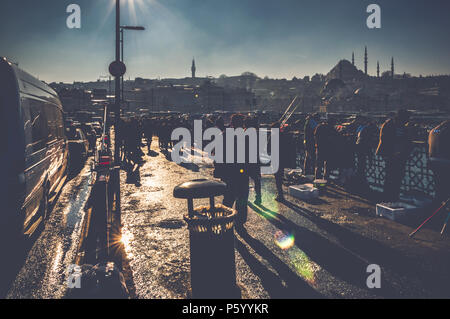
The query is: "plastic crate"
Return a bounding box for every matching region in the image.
[313,179,328,191]
[376,202,419,221]
[289,184,319,200]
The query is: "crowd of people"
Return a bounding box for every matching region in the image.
[114,111,449,228]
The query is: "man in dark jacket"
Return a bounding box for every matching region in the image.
[274,122,297,201]
[314,118,337,180]
[217,114,251,227]
[376,109,412,201]
[245,116,262,205]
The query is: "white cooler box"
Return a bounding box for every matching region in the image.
[289,184,319,200]
[376,202,419,221]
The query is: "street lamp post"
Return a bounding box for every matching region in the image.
[120,26,145,105]
[120,28,124,103]
[114,0,121,165]
[113,2,145,166]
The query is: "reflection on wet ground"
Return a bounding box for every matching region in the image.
[3,159,93,299]
[119,139,450,299]
[3,137,450,299]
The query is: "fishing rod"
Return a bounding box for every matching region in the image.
[280,101,301,128]
[279,96,298,124]
[441,212,450,236]
[409,197,450,238]
[280,96,303,128]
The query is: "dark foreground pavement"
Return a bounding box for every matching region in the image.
[119,140,450,299]
[3,159,94,299]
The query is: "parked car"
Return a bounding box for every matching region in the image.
[67,127,90,172]
[81,123,97,152]
[0,57,68,237]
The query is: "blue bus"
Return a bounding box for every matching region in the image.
[0,57,68,238]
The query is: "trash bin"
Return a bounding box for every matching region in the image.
[173,179,240,299]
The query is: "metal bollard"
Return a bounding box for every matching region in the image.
[173,179,240,299]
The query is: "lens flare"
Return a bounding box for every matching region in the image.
[275,230,295,250]
[288,249,317,284]
[119,231,134,257]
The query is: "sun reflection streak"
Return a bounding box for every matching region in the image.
[288,249,317,284]
[110,228,134,258]
[251,187,318,285]
[274,232,318,284]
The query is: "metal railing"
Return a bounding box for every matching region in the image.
[296,140,436,198]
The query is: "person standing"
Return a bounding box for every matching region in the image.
[245,116,262,205]
[428,120,450,204]
[355,119,378,186]
[218,114,250,228]
[303,113,320,175]
[144,117,154,154]
[376,109,413,202]
[273,122,297,202]
[314,118,337,180]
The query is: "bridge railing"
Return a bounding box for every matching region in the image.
[295,140,436,198]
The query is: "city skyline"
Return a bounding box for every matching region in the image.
[1,0,450,83]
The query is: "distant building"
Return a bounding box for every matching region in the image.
[191,58,196,79]
[364,46,368,75]
[51,55,450,114]
[391,57,395,80]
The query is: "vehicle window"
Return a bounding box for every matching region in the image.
[43,104,57,140]
[28,99,48,150]
[56,110,64,138]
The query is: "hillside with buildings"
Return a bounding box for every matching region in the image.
[50,52,450,115]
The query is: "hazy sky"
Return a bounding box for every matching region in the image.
[1,0,450,83]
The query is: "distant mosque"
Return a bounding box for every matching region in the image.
[351,47,395,79]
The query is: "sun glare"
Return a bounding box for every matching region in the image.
[126,0,152,20]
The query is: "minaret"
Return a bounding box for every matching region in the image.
[391,57,395,79]
[377,61,380,78]
[191,58,196,79]
[352,52,355,66]
[364,46,368,75]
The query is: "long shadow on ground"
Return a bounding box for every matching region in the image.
[235,227,323,299]
[249,201,401,298]
[282,199,450,298]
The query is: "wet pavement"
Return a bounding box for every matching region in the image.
[3,159,93,299]
[119,139,450,299]
[2,139,449,299]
